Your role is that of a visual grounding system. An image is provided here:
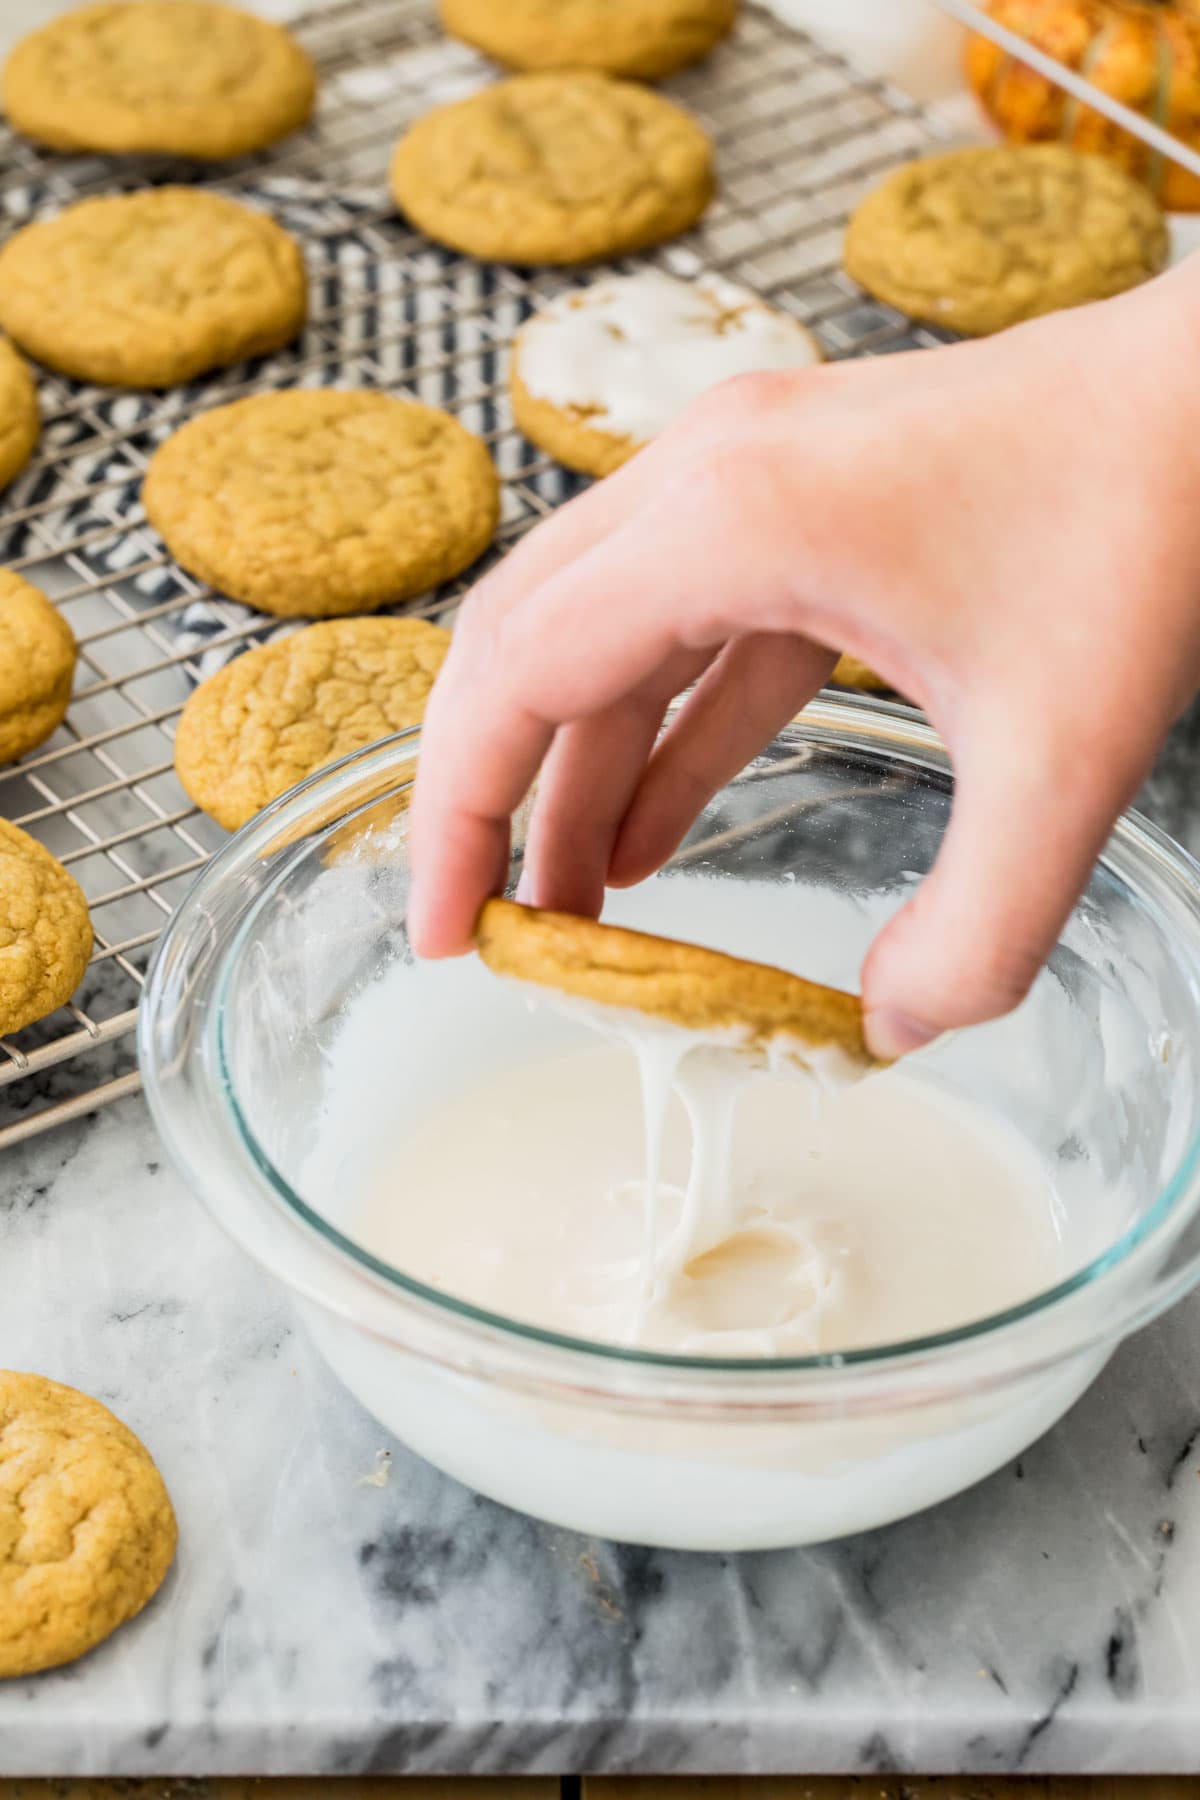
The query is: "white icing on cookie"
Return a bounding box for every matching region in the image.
[515,271,823,446]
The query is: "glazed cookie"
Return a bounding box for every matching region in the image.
[0,820,92,1036]
[0,571,76,764]
[476,899,878,1070]
[143,390,498,617]
[0,1370,176,1678]
[0,339,37,492]
[0,189,307,390]
[390,71,715,265]
[2,1,315,160]
[512,271,822,476]
[439,0,738,80]
[843,145,1168,338]
[174,616,451,831]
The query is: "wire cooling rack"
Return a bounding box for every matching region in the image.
[0,0,957,1148]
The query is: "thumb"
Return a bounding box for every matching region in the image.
[861,716,1150,1059]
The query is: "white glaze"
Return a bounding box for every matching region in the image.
[517,271,823,445]
[341,877,1063,1358]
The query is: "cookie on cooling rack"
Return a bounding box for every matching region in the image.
[511,271,822,476]
[0,819,92,1037]
[0,570,76,765]
[0,188,307,390]
[390,71,715,265]
[0,1370,176,1678]
[439,0,738,80]
[174,616,451,832]
[0,339,37,492]
[2,1,315,160]
[144,390,498,617]
[476,898,880,1071]
[843,144,1168,338]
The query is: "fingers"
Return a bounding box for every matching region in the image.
[408,496,743,957]
[861,712,1156,1058]
[519,645,714,918]
[609,632,836,887]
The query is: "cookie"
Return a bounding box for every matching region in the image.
[146,388,503,619]
[0,820,92,1036]
[512,271,822,476]
[0,571,76,764]
[0,189,307,390]
[476,899,878,1069]
[843,145,1168,338]
[0,339,37,492]
[144,390,498,617]
[830,655,889,693]
[390,72,715,265]
[0,1370,176,1678]
[174,616,451,831]
[3,1,315,160]
[439,0,737,81]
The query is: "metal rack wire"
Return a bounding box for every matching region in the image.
[0,0,957,1148]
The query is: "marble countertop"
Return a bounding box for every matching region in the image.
[5,0,1200,1780]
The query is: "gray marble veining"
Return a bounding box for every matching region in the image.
[3,1073,1200,1776]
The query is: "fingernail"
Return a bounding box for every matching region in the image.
[514,868,534,905]
[866,1008,941,1061]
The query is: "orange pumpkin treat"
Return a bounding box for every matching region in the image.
[966,0,1200,211]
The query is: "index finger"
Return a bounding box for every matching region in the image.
[407,499,732,957]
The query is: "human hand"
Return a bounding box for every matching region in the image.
[408,260,1200,1059]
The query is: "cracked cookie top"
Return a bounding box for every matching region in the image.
[390,71,715,265]
[0,1370,176,1678]
[143,389,499,617]
[3,1,315,159]
[0,339,37,491]
[843,144,1168,338]
[174,615,451,831]
[439,0,738,81]
[0,188,307,389]
[0,570,76,766]
[0,819,92,1037]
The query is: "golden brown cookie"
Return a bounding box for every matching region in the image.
[0,1370,176,1678]
[144,389,499,616]
[175,616,450,831]
[830,655,889,693]
[0,571,76,764]
[390,72,715,265]
[476,898,878,1068]
[0,189,307,390]
[440,0,738,80]
[511,271,822,477]
[3,1,315,160]
[0,821,92,1035]
[843,144,1168,337]
[0,339,37,491]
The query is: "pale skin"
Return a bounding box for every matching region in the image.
[408,256,1200,1059]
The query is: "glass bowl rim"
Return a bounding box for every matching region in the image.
[172,697,1200,1379]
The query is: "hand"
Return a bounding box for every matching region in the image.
[408,260,1200,1059]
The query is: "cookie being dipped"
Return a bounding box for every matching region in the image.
[475,898,880,1075]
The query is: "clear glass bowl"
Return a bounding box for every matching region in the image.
[139,698,1200,1550]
